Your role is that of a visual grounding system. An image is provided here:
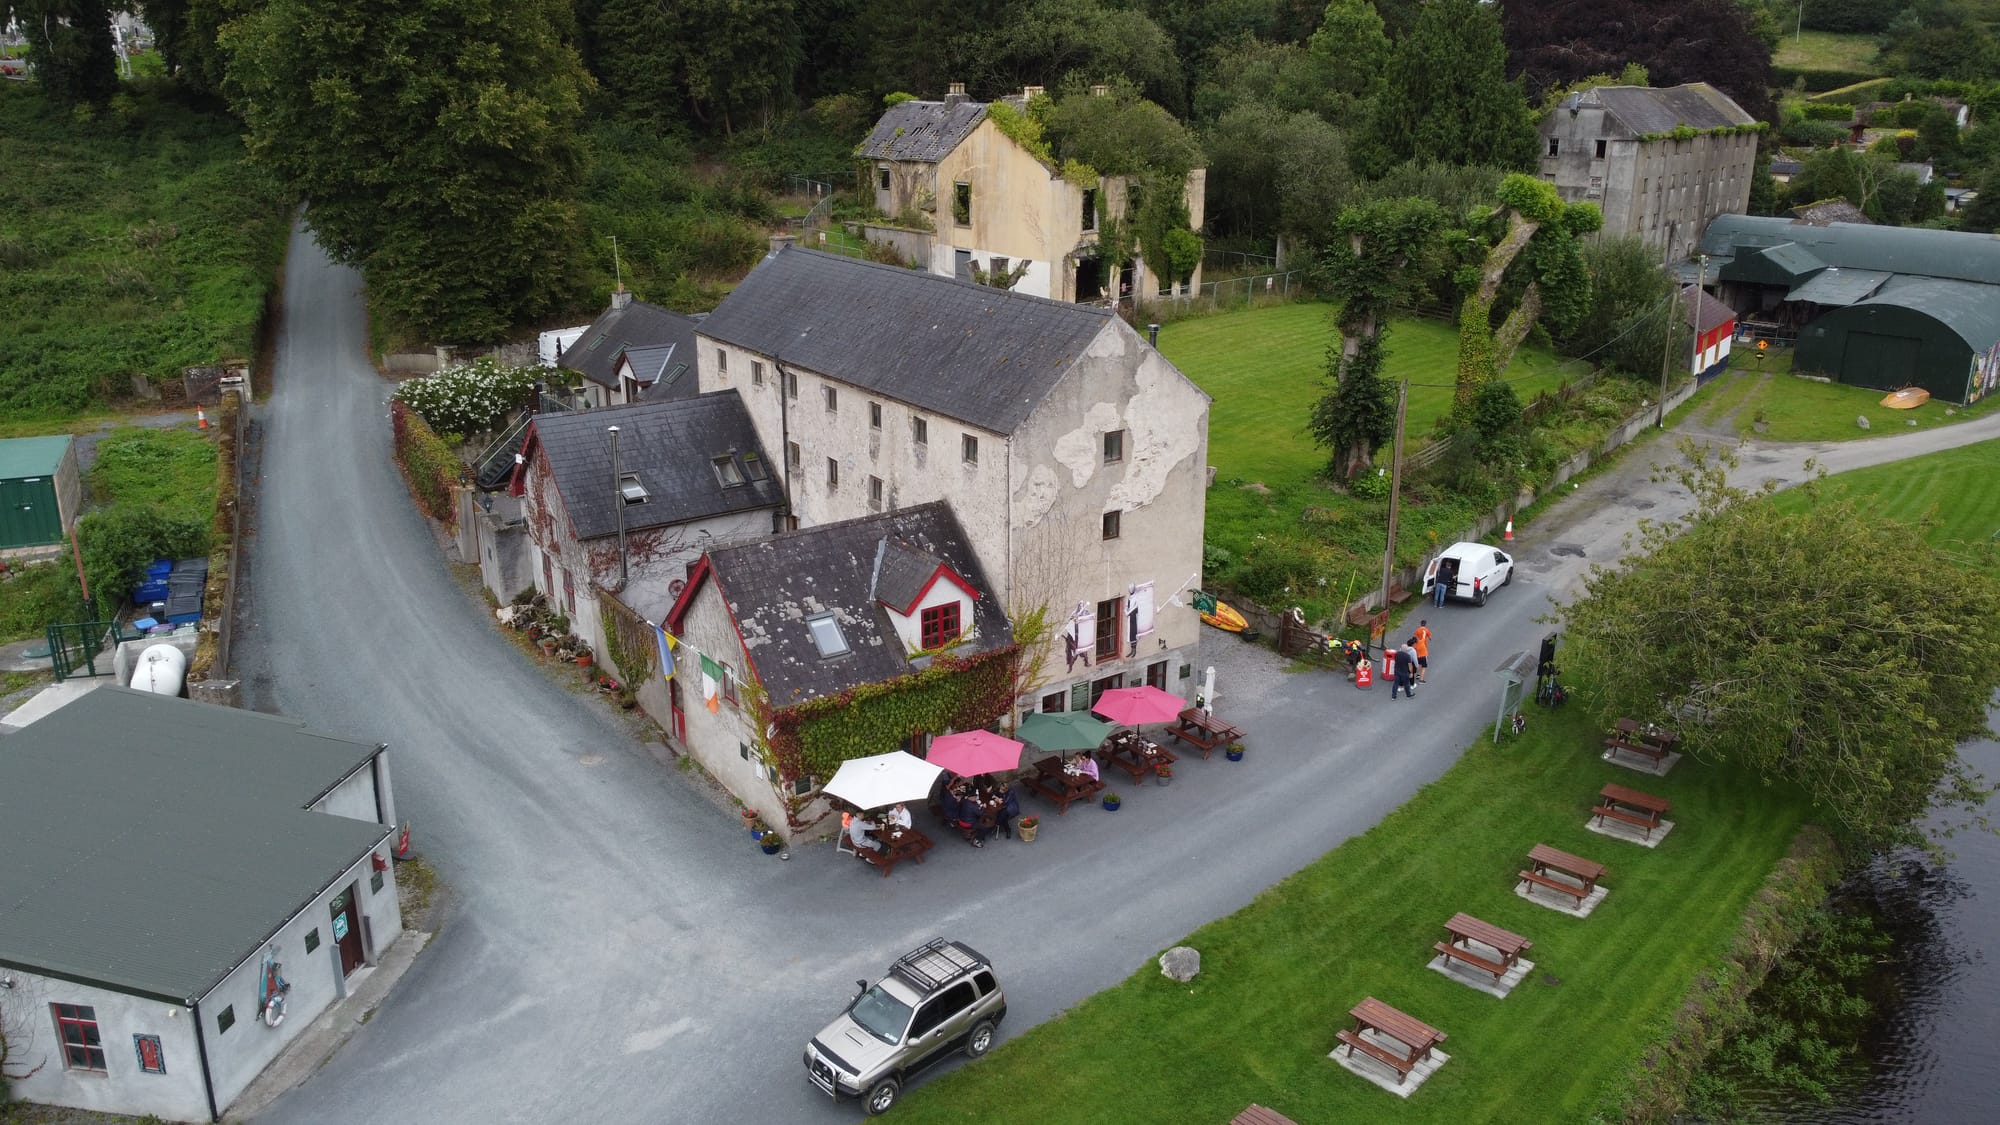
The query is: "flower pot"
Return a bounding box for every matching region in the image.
[1226,749,1245,762]
[760,839,782,855]
[1156,773,1173,786]
[576,651,594,670]
[539,638,558,656]
[1018,822,1039,842]
[1102,798,1121,811]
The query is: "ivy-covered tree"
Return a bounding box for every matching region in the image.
[1308,197,1447,480]
[3,0,118,105]
[1453,174,1598,418]
[1357,0,1536,177]
[224,0,594,342]
[1559,443,2000,850]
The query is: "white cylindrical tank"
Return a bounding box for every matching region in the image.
[131,643,187,696]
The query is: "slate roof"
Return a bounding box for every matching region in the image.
[857,98,990,163]
[1680,285,1735,334]
[1574,83,1756,136]
[875,539,946,613]
[523,391,782,541]
[691,502,1012,709]
[697,247,1114,434]
[1701,214,2000,287]
[0,688,390,1002]
[561,299,703,390]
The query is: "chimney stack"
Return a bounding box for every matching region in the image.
[943,82,969,107]
[1089,84,1109,98]
[610,287,632,311]
[1022,85,1044,101]
[768,233,797,257]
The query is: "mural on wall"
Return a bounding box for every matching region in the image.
[133,1033,166,1074]
[1971,340,2000,404]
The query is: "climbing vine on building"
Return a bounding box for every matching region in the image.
[764,645,1021,786]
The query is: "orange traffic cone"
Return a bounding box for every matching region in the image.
[1503,518,1514,541]
[196,406,209,430]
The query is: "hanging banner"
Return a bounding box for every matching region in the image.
[1129,581,1156,638]
[699,655,722,712]
[656,626,678,682]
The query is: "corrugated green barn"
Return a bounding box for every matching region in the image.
[0,434,82,549]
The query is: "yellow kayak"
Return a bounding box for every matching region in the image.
[1880,387,1930,410]
[1200,601,1248,633]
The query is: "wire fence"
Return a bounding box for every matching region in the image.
[1142,269,1308,315]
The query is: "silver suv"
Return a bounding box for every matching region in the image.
[803,938,1006,1115]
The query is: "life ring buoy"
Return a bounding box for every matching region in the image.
[262,995,286,1028]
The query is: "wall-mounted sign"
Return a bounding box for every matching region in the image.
[134,1034,166,1074]
[331,913,350,941]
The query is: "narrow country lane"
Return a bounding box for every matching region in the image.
[236,223,2000,1124]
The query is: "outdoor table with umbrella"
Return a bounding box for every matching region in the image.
[1017,712,1115,813]
[927,729,1028,843]
[1091,686,1184,780]
[824,751,943,876]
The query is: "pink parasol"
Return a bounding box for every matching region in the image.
[1090,685,1187,727]
[926,729,1026,777]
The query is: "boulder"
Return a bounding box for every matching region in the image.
[1856,415,1870,430]
[1159,946,1201,982]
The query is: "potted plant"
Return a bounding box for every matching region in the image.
[1017,815,1040,842]
[576,648,595,671]
[539,635,559,656]
[760,831,784,856]
[1102,792,1122,811]
[1225,743,1245,762]
[740,807,759,834]
[1155,763,1174,786]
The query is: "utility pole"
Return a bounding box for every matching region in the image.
[1657,226,1678,428]
[609,426,629,593]
[1376,378,1410,624]
[1688,255,1708,386]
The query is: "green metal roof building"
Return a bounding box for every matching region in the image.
[0,434,82,549]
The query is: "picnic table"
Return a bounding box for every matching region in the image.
[1617,718,1681,753]
[1023,755,1105,814]
[1105,733,1177,781]
[1335,997,1446,1085]
[1166,707,1243,759]
[1433,913,1532,982]
[1518,843,1605,907]
[858,825,933,878]
[1594,782,1672,839]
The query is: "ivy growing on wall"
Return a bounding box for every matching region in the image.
[765,645,1021,786]
[986,99,1098,189]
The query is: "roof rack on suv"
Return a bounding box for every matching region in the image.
[889,938,983,994]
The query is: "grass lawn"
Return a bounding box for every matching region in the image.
[1726,367,1998,441]
[893,703,1811,1124]
[1770,440,2000,575]
[1774,30,1883,75]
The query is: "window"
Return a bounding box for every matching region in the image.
[784,370,798,399]
[1101,510,1121,540]
[1103,429,1125,464]
[562,568,575,615]
[827,456,839,490]
[953,181,972,226]
[789,774,817,796]
[869,475,884,511]
[1040,690,1066,713]
[751,360,765,386]
[52,1004,106,1069]
[910,982,977,1040]
[722,664,739,705]
[716,349,728,377]
[216,1005,235,1034]
[306,928,321,954]
[1095,596,1123,660]
[1547,137,1560,157]
[921,602,962,649]
[371,868,385,893]
[742,451,769,481]
[990,256,1010,282]
[1146,660,1169,690]
[807,613,850,657]
[1081,188,1098,231]
[787,441,801,471]
[621,472,651,503]
[1595,138,1607,159]
[1069,681,1091,712]
[912,417,928,445]
[869,401,882,429]
[878,166,890,190]
[962,434,978,465]
[824,385,838,413]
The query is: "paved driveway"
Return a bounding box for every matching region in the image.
[241,225,2000,1123]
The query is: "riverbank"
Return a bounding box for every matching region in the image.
[893,700,1815,1123]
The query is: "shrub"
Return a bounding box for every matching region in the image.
[75,504,210,608]
[0,561,87,643]
[390,357,546,438]
[1773,66,1880,93]
[390,400,459,524]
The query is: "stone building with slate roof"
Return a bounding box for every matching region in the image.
[0,688,401,1122]
[665,503,1013,830]
[857,83,1206,304]
[1539,83,1759,260]
[510,392,784,663]
[556,291,703,409]
[681,246,1210,829]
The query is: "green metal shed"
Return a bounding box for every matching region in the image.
[1797,278,2000,404]
[0,434,82,549]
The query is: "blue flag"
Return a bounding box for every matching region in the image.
[656,625,678,682]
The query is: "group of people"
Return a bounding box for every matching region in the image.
[1390,619,1432,700]
[845,801,915,856]
[938,776,1020,848]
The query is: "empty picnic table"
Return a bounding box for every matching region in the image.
[858,826,933,878]
[1433,913,1532,982]
[1594,782,1672,839]
[1105,734,1177,781]
[1023,755,1104,814]
[1336,997,1446,1085]
[1518,843,1605,907]
[1166,707,1244,759]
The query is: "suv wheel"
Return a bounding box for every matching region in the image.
[864,1077,901,1116]
[966,1019,996,1058]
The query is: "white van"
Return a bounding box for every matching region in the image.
[1422,542,1515,606]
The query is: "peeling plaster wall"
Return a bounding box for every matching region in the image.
[673,583,788,834]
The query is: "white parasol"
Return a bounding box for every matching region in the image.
[821,751,945,811]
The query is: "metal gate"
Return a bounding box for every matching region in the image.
[45,615,136,683]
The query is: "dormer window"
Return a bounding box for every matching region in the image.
[712,456,744,487]
[807,614,850,657]
[619,473,649,504]
[920,603,961,649]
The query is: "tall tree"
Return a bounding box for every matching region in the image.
[1564,236,1683,377]
[1357,0,1536,177]
[224,0,593,342]
[585,0,802,133]
[1304,0,1388,118]
[1501,0,1778,121]
[4,0,118,104]
[962,0,1186,114]
[1453,174,1598,417]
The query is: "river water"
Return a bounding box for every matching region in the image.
[1780,727,2000,1123]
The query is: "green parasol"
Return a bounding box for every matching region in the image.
[1017,711,1118,753]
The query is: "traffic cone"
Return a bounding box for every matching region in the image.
[1503,518,1514,541]
[196,406,208,430]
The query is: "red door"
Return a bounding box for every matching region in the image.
[330,886,364,976]
[669,680,686,744]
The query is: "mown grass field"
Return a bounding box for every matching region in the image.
[1770,440,2000,575]
[894,701,1811,1123]
[1774,30,1884,75]
[1693,356,1999,441]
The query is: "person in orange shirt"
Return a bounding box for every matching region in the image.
[1414,620,1432,683]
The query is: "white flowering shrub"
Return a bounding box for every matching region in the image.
[392,358,549,437]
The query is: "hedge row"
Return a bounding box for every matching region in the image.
[390,400,458,525]
[1775,66,1881,93]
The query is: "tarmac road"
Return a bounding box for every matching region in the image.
[238,223,2000,1124]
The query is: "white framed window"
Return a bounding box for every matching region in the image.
[962,434,978,465]
[807,613,850,657]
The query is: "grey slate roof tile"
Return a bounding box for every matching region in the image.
[874,539,942,613]
[700,502,1011,709]
[857,99,989,163]
[562,300,703,389]
[697,247,1112,434]
[1583,83,1756,136]
[0,688,390,1002]
[528,391,782,541]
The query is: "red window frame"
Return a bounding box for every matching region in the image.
[52,1003,106,1071]
[921,602,962,649]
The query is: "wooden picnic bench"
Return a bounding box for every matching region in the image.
[1022,755,1104,814]
[1601,735,1669,767]
[1105,735,1176,781]
[1616,718,1681,753]
[857,826,933,878]
[1518,843,1605,907]
[1433,913,1532,982]
[1166,707,1244,759]
[1594,782,1672,839]
[1334,997,1446,1085]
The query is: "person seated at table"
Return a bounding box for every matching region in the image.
[992,782,1021,839]
[885,802,912,830]
[945,781,984,846]
[1063,752,1100,782]
[847,815,882,854]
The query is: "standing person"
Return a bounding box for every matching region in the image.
[1391,641,1416,699]
[1414,620,1432,683]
